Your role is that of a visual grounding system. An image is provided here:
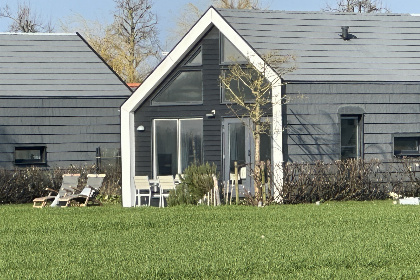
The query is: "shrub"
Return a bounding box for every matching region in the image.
[0,164,121,204]
[278,158,420,204]
[167,162,217,206]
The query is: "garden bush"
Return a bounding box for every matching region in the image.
[279,158,420,204]
[167,162,217,206]
[0,165,121,204]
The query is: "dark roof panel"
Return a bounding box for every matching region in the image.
[217,9,420,81]
[0,33,131,96]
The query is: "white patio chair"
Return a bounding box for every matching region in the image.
[157,175,175,208]
[134,176,152,206]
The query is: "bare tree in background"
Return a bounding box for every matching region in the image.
[0,1,54,33]
[323,0,390,13]
[113,0,160,83]
[62,0,160,83]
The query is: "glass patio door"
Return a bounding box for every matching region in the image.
[223,118,252,194]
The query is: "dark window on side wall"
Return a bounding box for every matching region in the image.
[15,146,46,165]
[341,115,362,160]
[394,135,420,156]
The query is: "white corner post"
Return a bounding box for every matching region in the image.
[272,81,284,203]
[121,110,135,207]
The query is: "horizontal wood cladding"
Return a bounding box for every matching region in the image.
[0,97,125,169]
[285,83,420,162]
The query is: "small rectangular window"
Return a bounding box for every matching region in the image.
[340,115,362,160]
[15,146,46,165]
[394,135,420,156]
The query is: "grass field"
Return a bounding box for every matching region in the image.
[1,201,419,279]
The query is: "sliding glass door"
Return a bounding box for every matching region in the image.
[153,118,203,177]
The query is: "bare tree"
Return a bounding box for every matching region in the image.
[0,1,54,33]
[323,0,390,13]
[220,53,296,204]
[113,0,160,83]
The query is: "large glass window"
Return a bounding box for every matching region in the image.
[153,118,203,177]
[151,71,202,105]
[220,34,247,64]
[394,135,420,156]
[15,146,46,165]
[341,115,362,160]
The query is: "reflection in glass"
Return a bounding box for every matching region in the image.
[155,120,178,175]
[221,34,247,63]
[341,116,359,160]
[152,71,202,105]
[180,119,203,172]
[394,137,419,155]
[229,123,245,173]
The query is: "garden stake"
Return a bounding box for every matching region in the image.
[235,161,239,205]
[262,161,266,205]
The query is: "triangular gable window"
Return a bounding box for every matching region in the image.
[151,71,203,105]
[220,34,247,64]
[185,48,202,66]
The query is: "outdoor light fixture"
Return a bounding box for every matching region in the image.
[206,110,216,118]
[137,125,145,132]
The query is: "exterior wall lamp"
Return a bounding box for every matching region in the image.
[136,125,145,132]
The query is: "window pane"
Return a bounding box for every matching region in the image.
[394,137,419,155]
[221,34,247,63]
[180,119,203,172]
[185,49,202,66]
[152,71,202,105]
[229,123,246,173]
[155,120,178,176]
[341,116,359,160]
[260,133,271,162]
[15,146,46,164]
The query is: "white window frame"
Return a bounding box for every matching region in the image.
[152,118,203,178]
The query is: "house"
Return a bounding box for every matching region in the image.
[121,7,420,207]
[0,32,132,169]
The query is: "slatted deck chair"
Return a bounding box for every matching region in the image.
[134,176,152,206]
[157,175,175,208]
[58,174,106,207]
[33,174,80,208]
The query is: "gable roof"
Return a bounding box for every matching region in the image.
[0,33,132,97]
[218,9,420,82]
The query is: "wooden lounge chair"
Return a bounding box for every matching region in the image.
[157,175,175,208]
[134,176,152,206]
[58,174,106,207]
[33,174,80,208]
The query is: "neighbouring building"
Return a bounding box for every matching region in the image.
[0,32,132,169]
[121,7,420,207]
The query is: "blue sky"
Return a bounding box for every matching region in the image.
[0,0,419,46]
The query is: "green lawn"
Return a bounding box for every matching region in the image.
[1,201,419,279]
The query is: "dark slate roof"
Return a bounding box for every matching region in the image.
[217,9,420,82]
[0,33,132,96]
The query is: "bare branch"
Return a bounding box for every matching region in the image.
[0,1,54,33]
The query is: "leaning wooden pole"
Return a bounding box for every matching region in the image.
[235,161,239,205]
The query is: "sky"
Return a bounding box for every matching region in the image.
[0,0,419,49]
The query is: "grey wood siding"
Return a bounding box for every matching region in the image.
[134,27,268,177]
[284,83,420,163]
[0,97,125,168]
